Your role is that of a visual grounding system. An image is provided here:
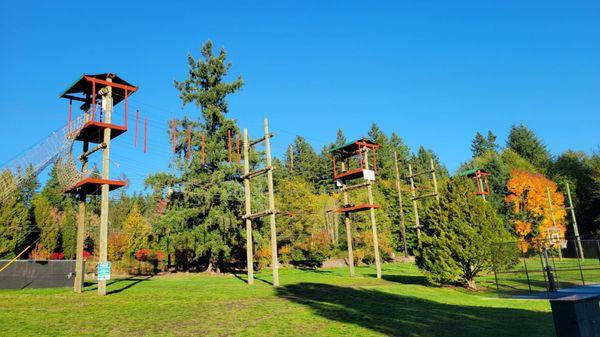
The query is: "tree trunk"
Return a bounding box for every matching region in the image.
[465,277,477,290]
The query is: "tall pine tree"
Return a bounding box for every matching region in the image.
[149,40,244,271]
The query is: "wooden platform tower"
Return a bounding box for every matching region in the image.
[331,138,382,279]
[460,168,491,200]
[60,73,137,296]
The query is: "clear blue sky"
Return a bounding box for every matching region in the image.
[1,1,599,192]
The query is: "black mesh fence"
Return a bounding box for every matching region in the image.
[0,260,80,289]
[491,239,600,296]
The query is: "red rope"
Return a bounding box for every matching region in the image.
[134,110,139,148]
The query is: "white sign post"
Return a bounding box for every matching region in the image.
[97,262,111,281]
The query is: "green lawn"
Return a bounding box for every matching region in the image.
[0,263,554,337]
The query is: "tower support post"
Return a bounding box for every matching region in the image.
[242,128,254,285]
[408,164,421,244]
[98,77,113,296]
[364,150,382,279]
[264,118,280,287]
[394,151,408,258]
[566,183,584,260]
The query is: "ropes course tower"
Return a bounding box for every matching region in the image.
[60,73,137,295]
[331,138,382,279]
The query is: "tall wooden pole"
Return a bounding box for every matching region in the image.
[242,128,254,285]
[98,77,113,296]
[264,118,280,287]
[394,152,408,258]
[566,183,584,259]
[74,109,90,293]
[408,164,421,244]
[430,158,440,202]
[546,187,563,260]
[364,150,382,279]
[341,162,355,277]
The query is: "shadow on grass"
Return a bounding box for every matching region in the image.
[276,283,554,337]
[231,272,273,286]
[367,274,429,285]
[84,276,152,294]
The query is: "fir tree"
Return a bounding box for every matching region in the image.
[149,40,244,271]
[507,124,551,170]
[415,177,513,289]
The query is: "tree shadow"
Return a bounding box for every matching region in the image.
[276,283,553,337]
[368,274,429,285]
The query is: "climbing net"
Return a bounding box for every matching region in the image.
[0,114,89,202]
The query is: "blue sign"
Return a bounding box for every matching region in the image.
[97,262,111,281]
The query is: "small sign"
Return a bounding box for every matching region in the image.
[97,262,111,281]
[363,169,376,181]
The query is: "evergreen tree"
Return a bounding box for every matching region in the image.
[32,194,60,255]
[471,131,499,158]
[149,40,244,271]
[335,129,346,146]
[0,171,30,258]
[507,124,551,170]
[289,136,322,189]
[415,177,513,289]
[123,203,149,256]
[60,204,77,259]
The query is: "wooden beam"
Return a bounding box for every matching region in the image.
[242,209,277,220]
[338,182,371,192]
[240,166,272,180]
[249,132,275,147]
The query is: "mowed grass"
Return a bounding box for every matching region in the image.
[0,263,554,337]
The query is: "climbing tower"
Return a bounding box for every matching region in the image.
[331,138,382,279]
[60,73,137,295]
[460,168,491,200]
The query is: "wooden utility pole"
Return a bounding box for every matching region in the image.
[394,151,408,258]
[264,118,280,287]
[408,164,421,243]
[566,182,584,259]
[242,129,254,285]
[430,159,439,202]
[341,163,355,277]
[364,150,382,279]
[98,78,113,296]
[240,118,280,287]
[546,187,563,261]
[74,108,89,293]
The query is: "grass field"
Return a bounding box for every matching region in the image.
[0,263,554,336]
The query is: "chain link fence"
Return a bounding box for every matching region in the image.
[491,238,600,296]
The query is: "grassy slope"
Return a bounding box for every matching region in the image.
[0,263,554,337]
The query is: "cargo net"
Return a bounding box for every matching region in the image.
[0,114,90,202]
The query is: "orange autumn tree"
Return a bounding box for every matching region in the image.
[505,169,567,246]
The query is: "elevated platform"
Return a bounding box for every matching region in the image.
[337,203,380,214]
[64,178,126,195]
[334,168,365,182]
[74,121,127,143]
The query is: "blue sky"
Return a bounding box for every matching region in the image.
[1,1,599,192]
